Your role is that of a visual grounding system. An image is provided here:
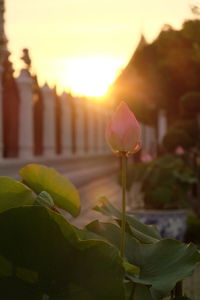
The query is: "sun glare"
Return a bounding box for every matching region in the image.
[56,56,123,97]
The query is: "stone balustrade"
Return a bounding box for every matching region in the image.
[17,69,34,159]
[0,69,111,162]
[41,83,56,158]
[0,66,162,162]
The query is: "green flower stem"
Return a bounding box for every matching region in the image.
[120,153,127,259]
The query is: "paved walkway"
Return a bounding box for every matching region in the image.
[0,155,118,181]
[70,174,122,227]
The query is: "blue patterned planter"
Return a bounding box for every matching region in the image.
[130,210,188,241]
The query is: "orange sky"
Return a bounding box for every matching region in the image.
[6,0,195,97]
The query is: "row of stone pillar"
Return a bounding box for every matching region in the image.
[0,68,111,160]
[140,123,157,156]
[140,110,168,156]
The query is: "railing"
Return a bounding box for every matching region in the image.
[0,68,112,162]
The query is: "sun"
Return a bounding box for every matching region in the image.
[56,56,123,97]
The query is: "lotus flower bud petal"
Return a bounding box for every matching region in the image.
[105,101,141,155]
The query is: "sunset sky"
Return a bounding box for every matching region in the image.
[6,0,195,97]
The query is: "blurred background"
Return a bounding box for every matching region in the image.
[1,1,200,297]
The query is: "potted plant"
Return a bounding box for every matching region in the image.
[124,154,197,240]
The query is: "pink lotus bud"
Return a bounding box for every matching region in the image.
[105,101,141,155]
[175,146,185,155]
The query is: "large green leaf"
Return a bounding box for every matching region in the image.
[0,177,34,213]
[128,239,200,300]
[94,197,160,242]
[86,220,142,267]
[0,206,125,300]
[86,219,200,300]
[19,164,80,217]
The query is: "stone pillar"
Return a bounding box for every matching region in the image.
[97,106,106,155]
[105,110,112,153]
[102,109,109,153]
[60,92,73,157]
[0,65,3,159]
[98,107,103,154]
[143,125,157,156]
[17,69,34,159]
[73,97,85,156]
[103,110,108,153]
[94,104,101,154]
[158,109,167,144]
[41,83,56,157]
[85,100,95,155]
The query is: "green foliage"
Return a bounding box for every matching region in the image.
[125,19,200,121]
[0,206,125,300]
[0,177,35,212]
[180,91,200,116]
[94,196,161,241]
[93,198,200,300]
[163,129,194,152]
[182,20,200,43]
[124,155,196,209]
[167,119,198,144]
[156,20,200,107]
[129,98,157,126]
[185,214,200,245]
[19,164,81,217]
[0,164,199,300]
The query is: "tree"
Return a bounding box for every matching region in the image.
[112,19,200,125]
[163,128,194,152]
[180,91,200,118]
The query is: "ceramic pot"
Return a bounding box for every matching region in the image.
[130,209,188,241]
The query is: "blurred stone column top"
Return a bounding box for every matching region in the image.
[73,97,85,156]
[85,99,96,155]
[17,69,34,159]
[60,92,73,157]
[41,83,56,158]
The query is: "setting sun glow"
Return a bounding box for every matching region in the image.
[7,0,194,98]
[56,56,123,97]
